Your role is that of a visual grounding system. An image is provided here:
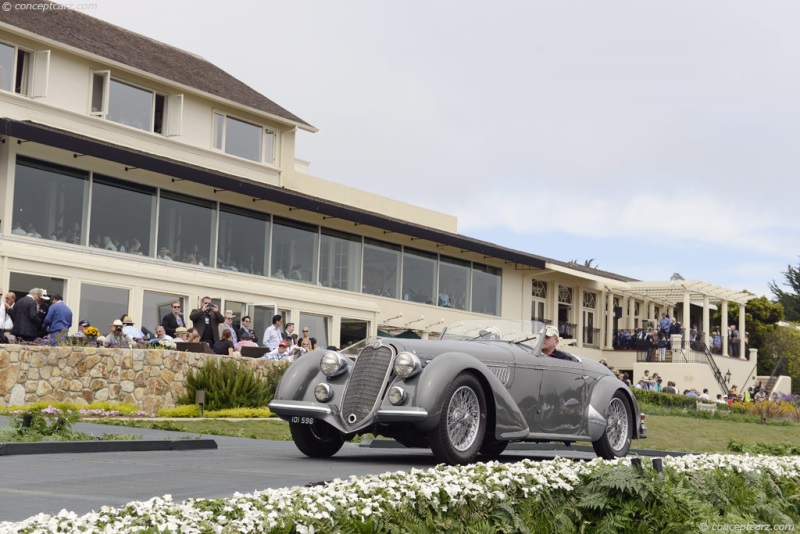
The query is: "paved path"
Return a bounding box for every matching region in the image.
[0,418,607,523]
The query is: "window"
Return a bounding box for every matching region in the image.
[319,229,362,291]
[471,263,501,316]
[13,157,88,244]
[142,291,183,333]
[90,175,156,256]
[402,248,436,304]
[218,204,269,275]
[438,256,470,310]
[271,217,318,283]
[80,284,130,334]
[90,73,182,135]
[213,112,276,164]
[363,239,400,298]
[157,191,215,267]
[0,42,48,97]
[8,273,65,309]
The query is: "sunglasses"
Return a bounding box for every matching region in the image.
[303,330,309,333]
[173,305,181,309]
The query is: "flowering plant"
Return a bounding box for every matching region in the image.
[3,454,800,532]
[83,326,100,337]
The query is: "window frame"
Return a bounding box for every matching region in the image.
[0,41,49,98]
[89,72,181,135]
[212,110,277,165]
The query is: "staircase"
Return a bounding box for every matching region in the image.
[701,343,729,396]
[764,357,787,397]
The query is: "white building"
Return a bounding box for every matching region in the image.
[1,1,784,395]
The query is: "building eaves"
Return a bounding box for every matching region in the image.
[0,0,313,130]
[0,118,547,270]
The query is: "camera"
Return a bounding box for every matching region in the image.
[114,326,122,332]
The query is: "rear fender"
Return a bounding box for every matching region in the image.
[413,352,529,438]
[587,377,641,440]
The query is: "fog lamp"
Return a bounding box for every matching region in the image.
[388,386,406,405]
[314,382,333,402]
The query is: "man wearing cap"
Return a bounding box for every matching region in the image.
[104,319,133,347]
[43,294,72,341]
[218,311,238,344]
[10,288,43,342]
[74,320,91,338]
[161,301,185,338]
[542,325,574,361]
[36,290,51,338]
[262,340,293,362]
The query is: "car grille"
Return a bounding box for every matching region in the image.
[341,345,393,428]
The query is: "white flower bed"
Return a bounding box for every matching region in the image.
[3,454,799,533]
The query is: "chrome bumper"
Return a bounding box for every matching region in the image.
[269,401,427,424]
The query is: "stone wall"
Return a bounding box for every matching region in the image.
[0,345,281,414]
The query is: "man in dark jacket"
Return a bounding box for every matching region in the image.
[10,288,43,342]
[161,300,185,337]
[189,296,224,346]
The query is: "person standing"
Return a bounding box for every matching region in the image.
[161,301,185,337]
[43,294,73,341]
[262,314,283,351]
[189,296,224,346]
[0,288,13,343]
[10,288,43,342]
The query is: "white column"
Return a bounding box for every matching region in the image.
[606,291,614,349]
[667,305,674,321]
[682,291,690,349]
[576,286,584,347]
[702,296,710,348]
[647,301,655,329]
[721,300,729,356]
[628,297,636,330]
[739,303,746,359]
[550,282,559,328]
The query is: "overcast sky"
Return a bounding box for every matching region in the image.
[63,0,800,299]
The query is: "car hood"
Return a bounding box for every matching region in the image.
[374,337,524,364]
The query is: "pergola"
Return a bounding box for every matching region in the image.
[611,280,755,354]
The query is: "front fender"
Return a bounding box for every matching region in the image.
[413,352,529,438]
[587,377,642,440]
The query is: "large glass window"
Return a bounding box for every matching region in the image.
[271,217,318,283]
[107,79,154,131]
[142,291,183,334]
[80,284,129,334]
[319,229,362,291]
[438,256,470,310]
[402,248,436,304]
[0,42,14,92]
[472,263,501,316]
[157,191,215,267]
[13,157,88,244]
[218,205,268,275]
[362,239,400,298]
[90,175,156,256]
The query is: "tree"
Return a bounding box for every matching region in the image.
[769,259,800,322]
[761,326,800,395]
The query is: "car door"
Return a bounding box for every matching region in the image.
[535,356,588,435]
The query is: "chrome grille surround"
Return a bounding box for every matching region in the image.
[341,344,395,429]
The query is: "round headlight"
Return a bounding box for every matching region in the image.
[388,386,406,405]
[393,352,420,378]
[320,351,345,377]
[314,382,333,402]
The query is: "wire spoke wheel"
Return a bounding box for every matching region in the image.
[605,397,629,452]
[429,373,487,465]
[447,386,480,451]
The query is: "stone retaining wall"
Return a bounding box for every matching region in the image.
[0,345,280,413]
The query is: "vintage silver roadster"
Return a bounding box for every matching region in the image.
[269,319,646,465]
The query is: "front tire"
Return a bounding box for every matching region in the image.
[429,373,487,465]
[592,390,632,459]
[479,437,508,458]
[290,420,345,458]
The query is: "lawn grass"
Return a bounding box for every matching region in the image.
[101,408,800,455]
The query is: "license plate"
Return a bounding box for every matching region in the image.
[291,416,315,425]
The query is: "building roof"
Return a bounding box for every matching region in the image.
[0,0,313,130]
[622,280,754,306]
[0,118,548,271]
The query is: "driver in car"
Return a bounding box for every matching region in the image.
[542,325,573,361]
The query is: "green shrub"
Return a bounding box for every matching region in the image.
[728,439,800,455]
[180,358,287,410]
[204,407,274,418]
[0,401,143,415]
[157,405,201,418]
[633,389,748,414]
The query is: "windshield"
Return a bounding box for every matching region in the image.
[440,319,546,350]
